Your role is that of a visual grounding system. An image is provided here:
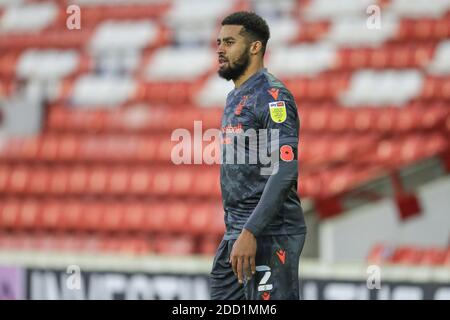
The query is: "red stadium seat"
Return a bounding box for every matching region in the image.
[122,203,146,232]
[142,203,167,232]
[107,167,130,195]
[8,166,30,194]
[38,136,59,161]
[80,202,104,232]
[367,243,392,264]
[303,108,330,131]
[135,139,158,162]
[328,108,353,132]
[395,109,421,132]
[40,201,63,230]
[420,248,446,266]
[47,107,67,131]
[156,139,176,162]
[191,169,219,197]
[166,202,190,233]
[49,168,70,195]
[171,169,194,196]
[0,200,20,230]
[329,136,353,161]
[198,235,221,255]
[68,166,89,194]
[153,234,195,255]
[444,248,450,266]
[375,108,397,132]
[299,174,322,198]
[390,246,425,265]
[129,169,152,195]
[17,200,42,230]
[115,236,151,255]
[368,244,449,267]
[87,168,109,194]
[150,169,172,196]
[60,201,83,231]
[28,168,50,195]
[101,204,124,233]
[0,165,10,192]
[188,204,213,235]
[353,109,377,132]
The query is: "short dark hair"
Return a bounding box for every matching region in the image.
[221,11,270,57]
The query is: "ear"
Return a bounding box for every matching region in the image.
[249,40,263,56]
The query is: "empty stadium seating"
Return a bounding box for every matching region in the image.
[0,0,449,257]
[367,243,450,266]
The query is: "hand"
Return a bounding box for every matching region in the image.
[229,228,257,284]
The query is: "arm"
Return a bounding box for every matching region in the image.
[244,158,298,236]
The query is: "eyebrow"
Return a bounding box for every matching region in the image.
[217,37,236,42]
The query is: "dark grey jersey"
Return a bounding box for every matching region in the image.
[220,68,306,240]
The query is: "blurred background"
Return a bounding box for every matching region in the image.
[0,0,449,300]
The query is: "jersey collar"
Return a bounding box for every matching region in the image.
[230,68,267,97]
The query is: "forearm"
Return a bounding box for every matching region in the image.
[244,160,298,236]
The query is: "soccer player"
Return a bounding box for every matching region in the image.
[210,11,307,300]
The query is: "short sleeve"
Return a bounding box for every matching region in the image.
[257,87,299,161]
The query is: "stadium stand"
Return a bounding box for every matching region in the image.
[0,0,449,266]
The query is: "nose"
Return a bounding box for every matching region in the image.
[216,43,225,55]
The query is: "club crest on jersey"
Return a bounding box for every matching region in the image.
[269,101,287,123]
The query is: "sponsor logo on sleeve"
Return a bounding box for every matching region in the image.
[269,101,287,123]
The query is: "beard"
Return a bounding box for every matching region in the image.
[218,49,251,81]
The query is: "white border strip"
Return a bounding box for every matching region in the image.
[1,250,449,283]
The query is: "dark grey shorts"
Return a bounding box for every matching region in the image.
[209,233,306,300]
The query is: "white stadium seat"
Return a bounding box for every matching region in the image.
[253,0,296,18]
[267,44,336,77]
[166,0,235,25]
[0,2,58,33]
[326,17,399,47]
[90,20,158,52]
[166,0,235,45]
[71,75,136,107]
[388,0,450,18]
[145,47,214,81]
[265,18,299,46]
[94,50,141,75]
[0,0,25,8]
[340,70,423,106]
[196,75,234,108]
[428,40,450,75]
[172,22,218,45]
[72,0,168,5]
[303,0,374,20]
[16,50,79,80]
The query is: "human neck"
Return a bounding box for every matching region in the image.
[233,59,264,89]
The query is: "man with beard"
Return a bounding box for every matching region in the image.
[210,11,307,300]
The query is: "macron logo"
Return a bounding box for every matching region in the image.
[268,88,279,100]
[276,249,286,264]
